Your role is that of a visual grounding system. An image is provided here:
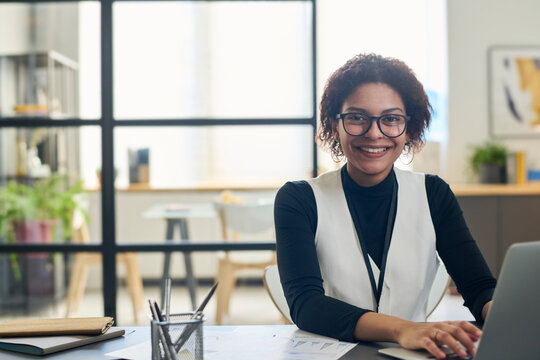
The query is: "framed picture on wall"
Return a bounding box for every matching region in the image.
[488,46,540,137]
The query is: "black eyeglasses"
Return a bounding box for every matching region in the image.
[336,113,410,138]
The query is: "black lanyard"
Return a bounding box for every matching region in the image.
[343,171,397,312]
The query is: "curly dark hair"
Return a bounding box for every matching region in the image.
[318,53,432,161]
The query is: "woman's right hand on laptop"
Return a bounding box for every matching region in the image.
[395,321,482,359]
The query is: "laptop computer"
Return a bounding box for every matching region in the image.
[379,241,540,360]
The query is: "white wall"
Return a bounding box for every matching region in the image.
[35,3,79,61]
[0,5,30,173]
[447,0,540,183]
[0,4,30,54]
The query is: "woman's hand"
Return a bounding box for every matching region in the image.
[395,321,482,359]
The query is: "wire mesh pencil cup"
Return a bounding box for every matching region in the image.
[151,312,203,360]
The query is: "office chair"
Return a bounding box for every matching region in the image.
[263,265,293,324]
[425,260,451,320]
[263,261,449,324]
[65,209,145,322]
[214,192,276,324]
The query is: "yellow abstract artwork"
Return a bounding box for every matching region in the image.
[489,47,540,137]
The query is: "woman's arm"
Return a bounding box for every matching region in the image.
[426,175,497,321]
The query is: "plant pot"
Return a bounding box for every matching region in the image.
[15,220,55,246]
[480,164,506,184]
[14,220,56,296]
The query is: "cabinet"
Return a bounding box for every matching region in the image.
[455,185,540,277]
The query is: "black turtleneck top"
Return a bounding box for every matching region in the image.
[274,166,496,342]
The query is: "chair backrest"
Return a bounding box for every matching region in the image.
[262,262,447,324]
[71,198,90,245]
[214,197,274,239]
[263,264,292,323]
[425,260,450,319]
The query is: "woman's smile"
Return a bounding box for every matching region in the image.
[355,144,395,157]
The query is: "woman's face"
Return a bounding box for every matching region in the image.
[334,82,409,186]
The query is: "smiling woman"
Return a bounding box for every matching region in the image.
[274,53,496,360]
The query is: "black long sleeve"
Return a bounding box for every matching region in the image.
[426,174,497,320]
[274,169,496,342]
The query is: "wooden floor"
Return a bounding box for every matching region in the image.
[0,284,473,326]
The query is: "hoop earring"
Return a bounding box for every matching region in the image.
[331,139,344,162]
[399,144,414,166]
[399,152,414,166]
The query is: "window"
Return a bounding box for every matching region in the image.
[0,0,315,323]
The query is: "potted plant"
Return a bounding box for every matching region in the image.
[0,174,86,244]
[0,173,87,297]
[469,142,507,184]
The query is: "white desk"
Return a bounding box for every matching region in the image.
[142,203,217,310]
[0,325,397,359]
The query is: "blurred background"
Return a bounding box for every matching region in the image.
[1,0,540,327]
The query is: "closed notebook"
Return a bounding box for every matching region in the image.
[0,327,125,355]
[0,317,114,337]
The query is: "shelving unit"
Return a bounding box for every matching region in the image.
[0,50,78,118]
[0,49,79,310]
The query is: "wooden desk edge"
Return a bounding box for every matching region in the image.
[85,184,282,193]
[451,182,540,196]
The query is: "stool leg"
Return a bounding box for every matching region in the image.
[65,253,90,316]
[123,253,144,322]
[215,257,235,324]
[161,219,175,309]
[183,251,197,310]
[222,265,237,316]
[179,219,197,310]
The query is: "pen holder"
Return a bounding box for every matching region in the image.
[151,312,203,360]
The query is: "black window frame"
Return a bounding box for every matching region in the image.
[0,0,317,321]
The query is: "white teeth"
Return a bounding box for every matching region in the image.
[361,147,387,153]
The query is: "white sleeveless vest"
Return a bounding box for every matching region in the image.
[307,167,439,321]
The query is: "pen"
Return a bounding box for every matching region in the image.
[174,282,218,352]
[165,278,172,322]
[149,300,177,360]
[194,282,218,315]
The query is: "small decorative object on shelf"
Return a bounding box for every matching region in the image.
[506,151,527,185]
[129,148,150,188]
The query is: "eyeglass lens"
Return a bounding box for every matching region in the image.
[342,114,406,137]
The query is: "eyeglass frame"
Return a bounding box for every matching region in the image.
[335,113,410,138]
